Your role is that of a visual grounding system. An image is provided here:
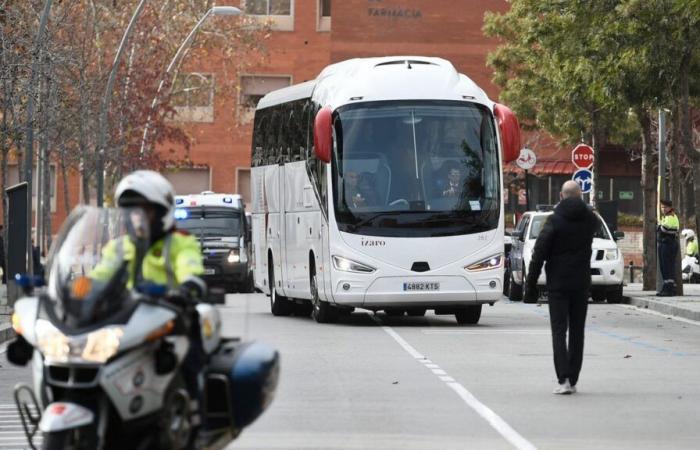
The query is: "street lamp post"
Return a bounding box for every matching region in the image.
[23,0,54,275]
[139,6,242,157]
[95,0,149,207]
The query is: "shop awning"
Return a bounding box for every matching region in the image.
[504,159,576,176]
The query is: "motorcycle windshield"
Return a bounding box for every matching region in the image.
[46,206,150,329]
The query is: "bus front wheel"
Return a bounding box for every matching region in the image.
[455,305,482,325]
[311,271,338,324]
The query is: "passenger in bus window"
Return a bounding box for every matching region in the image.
[344,171,366,208]
[434,160,461,197]
[358,172,380,207]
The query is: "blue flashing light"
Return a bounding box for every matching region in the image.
[175,198,184,205]
[174,209,189,220]
[223,197,233,204]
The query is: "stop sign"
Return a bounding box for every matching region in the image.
[572,144,594,169]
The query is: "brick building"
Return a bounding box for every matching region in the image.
[8,0,644,241]
[168,0,641,216]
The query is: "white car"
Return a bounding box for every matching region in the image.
[505,208,625,303]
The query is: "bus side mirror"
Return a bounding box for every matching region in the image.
[494,103,521,164]
[313,107,333,164]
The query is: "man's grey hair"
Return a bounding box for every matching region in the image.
[561,180,582,199]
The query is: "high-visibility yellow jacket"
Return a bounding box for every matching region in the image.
[91,231,203,288]
[659,213,679,236]
[687,239,699,257]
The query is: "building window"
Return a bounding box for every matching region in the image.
[171,73,215,122]
[318,0,331,31]
[238,75,292,123]
[245,0,294,31]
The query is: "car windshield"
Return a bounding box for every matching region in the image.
[175,208,241,238]
[332,100,500,237]
[528,213,611,240]
[46,206,149,329]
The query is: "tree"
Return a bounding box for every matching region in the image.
[484,0,700,290]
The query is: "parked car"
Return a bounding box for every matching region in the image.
[506,207,625,303]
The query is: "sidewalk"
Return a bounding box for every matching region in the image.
[623,283,700,322]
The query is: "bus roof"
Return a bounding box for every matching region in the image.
[175,192,243,209]
[257,56,492,111]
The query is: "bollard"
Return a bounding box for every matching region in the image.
[628,261,635,284]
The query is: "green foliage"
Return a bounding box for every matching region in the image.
[618,212,643,227]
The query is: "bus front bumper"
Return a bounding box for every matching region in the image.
[330,274,502,308]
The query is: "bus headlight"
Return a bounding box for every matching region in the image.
[465,254,503,272]
[332,255,375,273]
[227,249,240,264]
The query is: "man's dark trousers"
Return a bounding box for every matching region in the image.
[548,289,588,386]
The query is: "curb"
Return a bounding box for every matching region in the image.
[0,322,15,345]
[624,295,700,322]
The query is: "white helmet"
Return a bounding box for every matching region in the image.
[114,170,175,233]
[681,229,695,240]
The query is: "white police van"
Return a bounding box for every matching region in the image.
[506,206,625,303]
[175,192,253,294]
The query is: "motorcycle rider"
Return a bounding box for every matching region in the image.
[110,170,208,425]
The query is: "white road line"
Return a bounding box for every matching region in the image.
[374,316,538,450]
[431,369,447,376]
[422,329,549,335]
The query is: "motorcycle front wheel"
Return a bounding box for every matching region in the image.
[42,427,97,450]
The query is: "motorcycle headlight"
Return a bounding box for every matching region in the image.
[227,249,240,264]
[465,254,503,272]
[332,255,375,273]
[605,249,619,261]
[35,319,124,364]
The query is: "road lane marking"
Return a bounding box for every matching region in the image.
[422,329,549,335]
[372,317,538,450]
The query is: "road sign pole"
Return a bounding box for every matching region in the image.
[524,169,529,210]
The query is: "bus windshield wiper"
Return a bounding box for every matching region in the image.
[350,211,403,230]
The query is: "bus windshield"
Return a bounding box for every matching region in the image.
[175,208,241,238]
[333,100,500,237]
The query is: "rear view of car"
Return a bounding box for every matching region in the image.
[507,209,625,303]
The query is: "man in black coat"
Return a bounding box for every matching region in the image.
[525,180,597,395]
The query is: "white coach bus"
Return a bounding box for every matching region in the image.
[250,56,520,324]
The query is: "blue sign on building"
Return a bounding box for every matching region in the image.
[572,169,593,194]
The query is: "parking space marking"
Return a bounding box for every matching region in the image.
[372,316,538,450]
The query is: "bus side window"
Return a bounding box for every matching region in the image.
[252,109,267,167]
[292,99,306,161]
[264,106,281,165]
[276,104,292,164]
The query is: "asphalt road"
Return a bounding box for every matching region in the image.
[2,294,700,449]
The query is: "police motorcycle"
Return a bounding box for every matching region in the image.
[6,206,279,450]
[681,229,700,284]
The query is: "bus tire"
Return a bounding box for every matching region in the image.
[294,302,313,317]
[406,308,426,317]
[455,305,482,325]
[269,261,292,316]
[311,271,337,323]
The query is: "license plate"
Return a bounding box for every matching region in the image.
[203,268,216,275]
[403,282,440,291]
